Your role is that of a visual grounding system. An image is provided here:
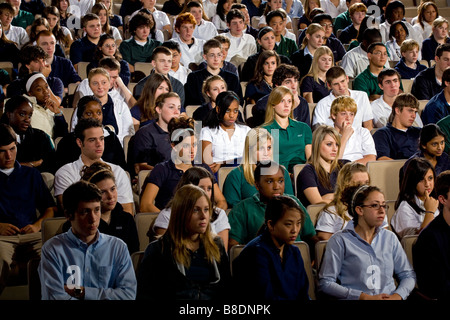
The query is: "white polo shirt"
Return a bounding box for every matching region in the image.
[203,0,218,20]
[200,123,251,163]
[4,25,29,48]
[173,37,205,67]
[130,8,170,32]
[371,95,423,128]
[54,156,133,204]
[169,63,191,85]
[341,126,377,162]
[341,45,390,79]
[223,32,257,61]
[69,0,95,17]
[319,0,347,18]
[312,89,374,128]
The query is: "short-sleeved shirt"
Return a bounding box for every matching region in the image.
[372,123,420,160]
[143,160,215,210]
[263,118,312,173]
[300,76,330,103]
[118,37,162,66]
[228,193,315,245]
[341,126,377,161]
[70,36,98,65]
[421,90,450,125]
[131,121,171,167]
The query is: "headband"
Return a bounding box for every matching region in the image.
[26,73,46,92]
[350,184,370,213]
[86,168,113,182]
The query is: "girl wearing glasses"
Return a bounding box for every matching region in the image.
[319,184,416,300]
[391,157,439,240]
[87,34,131,86]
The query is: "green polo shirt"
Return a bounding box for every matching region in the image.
[333,10,351,34]
[12,10,34,30]
[275,34,298,59]
[228,193,316,245]
[353,66,404,97]
[437,115,450,154]
[263,118,312,174]
[118,37,162,66]
[222,165,294,208]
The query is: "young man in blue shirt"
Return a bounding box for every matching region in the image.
[421,67,450,125]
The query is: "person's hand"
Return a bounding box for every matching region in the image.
[424,190,439,213]
[340,121,354,141]
[20,224,40,234]
[114,76,125,91]
[45,96,61,114]
[382,293,402,300]
[360,292,390,300]
[41,62,52,78]
[209,162,221,173]
[0,223,20,236]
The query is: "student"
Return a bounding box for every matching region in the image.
[192,75,230,123]
[130,0,172,37]
[412,43,450,100]
[133,46,185,106]
[8,0,34,32]
[0,18,20,70]
[197,35,239,77]
[86,34,130,86]
[253,64,311,128]
[232,195,310,301]
[25,72,68,142]
[128,91,181,173]
[312,66,374,131]
[228,161,317,248]
[241,0,266,19]
[379,0,422,45]
[262,86,312,175]
[223,9,257,61]
[258,0,292,29]
[0,2,28,49]
[296,125,348,207]
[421,68,450,125]
[42,5,73,55]
[151,166,230,248]
[341,27,390,79]
[394,39,427,80]
[52,0,72,28]
[137,184,231,300]
[240,26,291,82]
[319,0,346,19]
[54,118,134,214]
[391,158,439,239]
[0,124,56,295]
[211,0,234,31]
[222,128,294,208]
[39,180,137,300]
[421,17,450,63]
[330,96,376,164]
[413,170,450,300]
[353,42,390,101]
[200,91,250,174]
[185,0,218,41]
[91,3,122,44]
[69,13,102,71]
[55,95,126,171]
[0,95,56,174]
[84,67,134,145]
[118,12,162,72]
[372,93,421,160]
[337,2,366,45]
[401,124,450,180]
[22,17,53,51]
[203,0,219,20]
[333,0,361,35]
[413,1,439,42]
[318,184,416,300]
[98,0,123,32]
[184,38,242,106]
[316,162,373,240]
[385,21,411,62]
[230,3,258,38]
[163,40,191,85]
[266,8,298,57]
[37,30,81,89]
[300,45,333,104]
[292,23,325,79]
[299,0,320,29]
[245,50,279,104]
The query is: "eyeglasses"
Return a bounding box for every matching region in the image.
[359,203,389,211]
[320,23,333,29]
[207,53,223,59]
[372,51,388,57]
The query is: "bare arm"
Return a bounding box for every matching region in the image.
[303,187,333,205]
[213,183,228,211]
[140,182,161,213]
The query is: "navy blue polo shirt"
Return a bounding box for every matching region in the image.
[50,55,82,87]
[372,123,421,160]
[143,160,215,210]
[101,95,119,135]
[69,36,98,65]
[131,121,171,167]
[0,162,55,229]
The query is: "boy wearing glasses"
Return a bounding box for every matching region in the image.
[184,39,242,106]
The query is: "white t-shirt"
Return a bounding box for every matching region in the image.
[312,89,374,128]
[200,123,251,163]
[173,37,206,67]
[341,45,391,79]
[169,63,191,85]
[4,25,29,48]
[371,96,423,128]
[391,195,439,239]
[54,156,133,204]
[341,126,377,162]
[153,206,230,235]
[319,0,347,18]
[130,8,170,32]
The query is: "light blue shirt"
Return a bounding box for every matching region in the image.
[318,221,416,300]
[282,0,304,19]
[39,228,137,300]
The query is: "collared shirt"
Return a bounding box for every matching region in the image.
[223,32,257,61]
[69,0,95,16]
[69,36,98,65]
[131,121,171,166]
[411,66,445,100]
[421,90,450,125]
[319,0,346,18]
[173,37,205,67]
[394,58,427,80]
[282,0,304,19]
[341,45,391,78]
[4,25,29,48]
[54,156,133,204]
[372,122,421,159]
[341,126,376,162]
[39,228,137,300]
[263,118,312,173]
[118,37,162,66]
[50,55,82,87]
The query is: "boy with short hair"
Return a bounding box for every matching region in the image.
[0,2,28,48]
[312,66,374,131]
[118,12,162,72]
[372,93,421,160]
[330,95,376,165]
[197,35,239,77]
[421,68,450,125]
[223,9,257,62]
[70,13,102,70]
[266,9,298,59]
[184,38,242,106]
[162,40,191,85]
[230,3,258,38]
[394,39,427,79]
[6,0,33,32]
[187,1,218,41]
[172,12,205,68]
[337,2,366,45]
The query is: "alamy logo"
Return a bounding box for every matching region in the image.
[66,265,81,289]
[365,265,381,290]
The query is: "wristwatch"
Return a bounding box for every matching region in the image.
[73,287,84,300]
